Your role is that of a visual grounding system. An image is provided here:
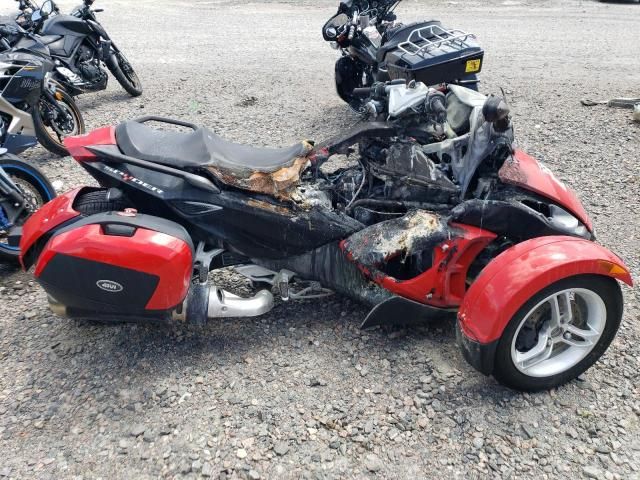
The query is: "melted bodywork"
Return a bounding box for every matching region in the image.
[342,210,497,308]
[207,142,314,199]
[342,210,447,271]
[498,150,592,230]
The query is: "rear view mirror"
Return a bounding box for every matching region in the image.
[328,13,349,29]
[323,13,349,40]
[41,0,54,16]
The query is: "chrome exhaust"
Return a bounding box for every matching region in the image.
[173,284,274,324]
[47,286,274,325]
[48,296,68,317]
[207,287,274,319]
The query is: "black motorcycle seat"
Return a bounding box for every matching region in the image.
[376,20,442,63]
[115,121,308,174]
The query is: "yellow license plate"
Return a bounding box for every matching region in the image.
[465,59,482,73]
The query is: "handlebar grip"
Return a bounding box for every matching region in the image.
[352,87,372,97]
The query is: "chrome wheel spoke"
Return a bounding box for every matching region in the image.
[560,291,573,324]
[549,295,562,328]
[561,324,600,348]
[511,288,607,378]
[515,330,554,370]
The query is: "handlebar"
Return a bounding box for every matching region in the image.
[352,87,372,97]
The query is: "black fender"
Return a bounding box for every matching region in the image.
[361,296,455,329]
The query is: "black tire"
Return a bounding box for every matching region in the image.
[73,189,130,215]
[335,56,368,112]
[32,90,85,156]
[493,275,623,392]
[0,155,57,262]
[107,51,143,97]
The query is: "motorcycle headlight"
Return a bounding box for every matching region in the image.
[547,204,591,239]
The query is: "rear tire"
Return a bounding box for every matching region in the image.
[73,189,130,215]
[0,156,57,262]
[32,91,85,156]
[107,51,143,97]
[493,275,623,391]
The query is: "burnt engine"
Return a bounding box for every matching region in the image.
[329,139,460,226]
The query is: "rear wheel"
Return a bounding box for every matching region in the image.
[493,275,623,391]
[73,189,130,215]
[0,156,57,262]
[32,90,85,156]
[107,51,143,97]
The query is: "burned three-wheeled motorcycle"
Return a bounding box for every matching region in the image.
[19,82,631,391]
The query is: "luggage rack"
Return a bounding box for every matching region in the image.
[397,24,477,58]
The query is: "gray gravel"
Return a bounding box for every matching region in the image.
[1,0,639,478]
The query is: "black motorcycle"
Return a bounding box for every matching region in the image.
[6,0,142,97]
[0,46,85,156]
[323,0,484,111]
[0,150,56,261]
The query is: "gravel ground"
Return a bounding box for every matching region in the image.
[1,0,639,478]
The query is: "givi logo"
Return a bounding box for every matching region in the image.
[96,280,124,293]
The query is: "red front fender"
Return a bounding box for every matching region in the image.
[458,236,632,345]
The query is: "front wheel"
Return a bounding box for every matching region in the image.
[335,56,370,113]
[493,275,623,391]
[32,90,85,156]
[106,51,143,97]
[0,156,57,262]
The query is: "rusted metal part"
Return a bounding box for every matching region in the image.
[581,97,640,109]
[498,154,527,185]
[207,142,313,199]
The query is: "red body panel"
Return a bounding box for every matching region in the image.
[64,126,117,162]
[19,188,82,268]
[458,236,632,344]
[34,224,193,310]
[345,224,497,308]
[499,150,593,231]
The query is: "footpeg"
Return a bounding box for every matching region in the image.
[235,265,333,301]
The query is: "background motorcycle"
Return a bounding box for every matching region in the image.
[5,0,142,97]
[323,0,483,111]
[0,150,56,261]
[0,47,85,155]
[19,82,631,391]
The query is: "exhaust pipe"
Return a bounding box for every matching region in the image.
[207,287,274,318]
[47,286,274,325]
[175,284,274,324]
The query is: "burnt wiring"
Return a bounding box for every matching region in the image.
[345,158,367,211]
